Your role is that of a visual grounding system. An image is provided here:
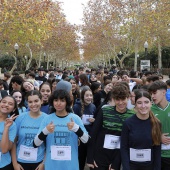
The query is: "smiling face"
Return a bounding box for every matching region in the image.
[84,90,93,105]
[40,84,51,103]
[104,83,113,93]
[27,95,42,113]
[114,97,128,113]
[135,96,152,119]
[0,96,15,115]
[12,91,22,105]
[70,79,77,91]
[23,82,34,92]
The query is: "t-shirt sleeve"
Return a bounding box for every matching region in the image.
[73,114,88,134]
[9,122,17,142]
[37,116,48,134]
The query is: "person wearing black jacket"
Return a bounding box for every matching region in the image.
[93,80,113,109]
[73,87,96,170]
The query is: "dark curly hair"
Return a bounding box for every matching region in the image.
[49,89,72,113]
[111,82,130,100]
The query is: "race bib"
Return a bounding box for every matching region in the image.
[51,146,71,160]
[130,148,151,162]
[18,145,38,161]
[103,135,120,149]
[161,144,170,150]
[82,115,93,125]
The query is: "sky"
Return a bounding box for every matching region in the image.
[58,0,89,25]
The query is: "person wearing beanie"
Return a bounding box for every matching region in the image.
[56,80,73,107]
[56,80,72,93]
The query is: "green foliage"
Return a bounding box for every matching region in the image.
[0,55,14,69]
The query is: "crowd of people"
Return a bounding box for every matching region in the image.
[0,65,170,170]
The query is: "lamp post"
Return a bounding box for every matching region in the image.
[14,43,19,70]
[144,41,148,60]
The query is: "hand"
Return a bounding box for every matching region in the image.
[109,164,115,170]
[67,118,74,130]
[13,163,24,170]
[87,161,98,169]
[88,117,95,123]
[5,114,18,128]
[35,162,44,170]
[162,133,170,144]
[46,121,55,133]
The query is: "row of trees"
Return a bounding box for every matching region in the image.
[0,0,80,72]
[81,0,170,70]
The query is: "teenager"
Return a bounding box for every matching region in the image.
[33,89,89,170]
[0,96,18,170]
[73,87,96,170]
[148,80,170,170]
[87,83,134,170]
[121,90,161,170]
[11,90,27,115]
[39,82,52,114]
[11,90,47,170]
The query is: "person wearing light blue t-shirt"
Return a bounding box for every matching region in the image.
[11,90,48,170]
[33,89,89,170]
[0,96,18,170]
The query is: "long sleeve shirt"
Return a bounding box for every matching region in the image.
[87,106,134,169]
[121,114,161,170]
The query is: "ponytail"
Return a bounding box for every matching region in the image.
[149,111,162,145]
[81,102,85,116]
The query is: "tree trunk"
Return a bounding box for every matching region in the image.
[158,37,162,69]
[38,51,42,68]
[26,44,32,70]
[134,39,139,71]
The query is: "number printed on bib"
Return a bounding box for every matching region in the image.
[51,146,71,160]
[103,135,120,149]
[18,145,38,161]
[130,148,151,162]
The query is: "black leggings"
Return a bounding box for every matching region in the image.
[0,163,13,170]
[18,161,42,170]
[78,141,87,170]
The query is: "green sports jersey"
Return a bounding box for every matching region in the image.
[151,103,170,158]
[102,106,134,132]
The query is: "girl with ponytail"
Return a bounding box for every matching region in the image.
[121,90,161,170]
[73,86,96,170]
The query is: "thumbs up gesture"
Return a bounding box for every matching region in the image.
[46,121,55,133]
[67,118,74,130]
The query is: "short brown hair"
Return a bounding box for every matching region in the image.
[4,72,11,78]
[111,82,130,100]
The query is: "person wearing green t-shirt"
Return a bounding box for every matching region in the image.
[148,80,170,170]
